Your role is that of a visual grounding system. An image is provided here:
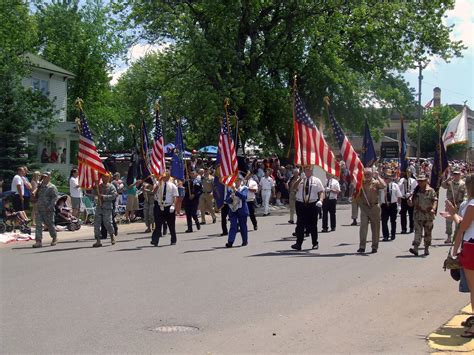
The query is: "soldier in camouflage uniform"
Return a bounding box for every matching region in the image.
[441,169,466,243]
[199,167,216,224]
[142,178,155,233]
[408,174,438,256]
[93,174,118,247]
[33,172,59,248]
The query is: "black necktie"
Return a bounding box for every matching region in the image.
[163,183,167,202]
[305,179,310,200]
[387,184,391,203]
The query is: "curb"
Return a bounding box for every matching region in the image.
[427,304,474,353]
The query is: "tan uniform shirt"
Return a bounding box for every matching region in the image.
[201,176,214,193]
[358,178,386,207]
[442,179,466,206]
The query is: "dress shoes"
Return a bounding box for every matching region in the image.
[357,248,365,253]
[196,223,201,230]
[371,249,377,254]
[241,242,248,246]
[291,244,301,251]
[221,232,228,236]
[312,243,319,250]
[254,225,258,231]
[185,229,193,233]
[225,243,233,248]
[350,220,358,226]
[288,220,294,224]
[409,247,419,256]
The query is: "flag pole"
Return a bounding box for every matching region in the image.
[287,75,297,159]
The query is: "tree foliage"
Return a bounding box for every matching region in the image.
[408,105,466,158]
[112,0,464,153]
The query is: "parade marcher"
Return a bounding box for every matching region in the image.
[199,167,217,224]
[30,171,41,226]
[356,168,386,253]
[408,174,438,256]
[142,177,156,233]
[322,173,340,233]
[398,170,417,234]
[351,198,359,226]
[225,174,249,248]
[220,188,230,236]
[291,165,324,251]
[441,168,466,243]
[288,168,301,224]
[183,170,202,233]
[32,172,58,248]
[380,170,402,241]
[92,173,118,247]
[259,168,275,216]
[151,172,179,246]
[245,173,259,230]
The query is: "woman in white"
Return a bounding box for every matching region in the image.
[259,168,275,216]
[445,174,474,338]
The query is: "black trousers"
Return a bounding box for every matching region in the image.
[400,198,414,232]
[184,200,200,231]
[247,201,257,229]
[295,201,318,247]
[381,202,398,238]
[152,203,176,244]
[221,204,229,234]
[322,199,336,230]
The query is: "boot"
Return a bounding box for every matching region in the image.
[92,239,102,248]
[444,236,452,244]
[32,240,42,248]
[110,234,116,245]
[409,246,419,256]
[424,246,430,256]
[351,219,357,226]
[51,237,57,246]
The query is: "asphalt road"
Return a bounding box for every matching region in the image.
[0,193,468,354]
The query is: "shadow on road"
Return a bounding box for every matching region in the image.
[183,246,234,254]
[248,250,369,258]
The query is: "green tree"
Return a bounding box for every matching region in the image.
[33,0,129,121]
[408,105,466,158]
[112,0,464,153]
[0,0,55,183]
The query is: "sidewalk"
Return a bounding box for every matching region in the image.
[0,204,290,249]
[428,304,474,353]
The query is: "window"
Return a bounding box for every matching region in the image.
[385,131,398,140]
[32,78,49,96]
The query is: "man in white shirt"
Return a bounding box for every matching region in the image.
[245,173,259,230]
[398,170,417,234]
[380,170,402,241]
[151,171,179,246]
[322,173,341,232]
[11,167,25,213]
[259,169,275,216]
[291,165,325,251]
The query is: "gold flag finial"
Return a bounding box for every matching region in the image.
[75,97,84,112]
[323,96,331,107]
[154,101,160,112]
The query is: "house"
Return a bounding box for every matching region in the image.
[22,53,78,176]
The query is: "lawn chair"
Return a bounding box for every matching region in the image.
[81,195,96,224]
[115,193,127,224]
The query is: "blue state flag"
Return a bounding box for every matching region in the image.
[430,136,448,190]
[399,118,408,172]
[362,120,377,167]
[170,122,185,180]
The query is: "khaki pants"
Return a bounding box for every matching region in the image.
[289,192,296,221]
[351,200,359,220]
[359,204,380,251]
[199,193,216,223]
[413,219,434,247]
[143,200,155,228]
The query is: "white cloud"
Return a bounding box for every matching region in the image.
[110,42,171,85]
[446,0,474,54]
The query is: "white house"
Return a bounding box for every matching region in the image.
[22,53,78,176]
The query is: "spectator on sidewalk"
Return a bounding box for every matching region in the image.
[69,168,82,218]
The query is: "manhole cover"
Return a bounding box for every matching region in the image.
[148,325,199,333]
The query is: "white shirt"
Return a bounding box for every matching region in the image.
[69,176,82,198]
[324,178,340,200]
[379,181,402,204]
[398,177,417,199]
[296,176,324,203]
[11,175,24,195]
[459,199,474,242]
[245,178,258,202]
[259,176,275,190]
[154,181,179,206]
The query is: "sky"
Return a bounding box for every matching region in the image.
[111,0,474,107]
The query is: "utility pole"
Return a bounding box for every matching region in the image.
[416,61,423,175]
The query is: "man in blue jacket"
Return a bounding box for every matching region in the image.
[225,174,249,248]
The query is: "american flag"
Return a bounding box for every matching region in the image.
[150,109,165,176]
[218,116,238,186]
[293,93,339,176]
[424,98,433,109]
[328,108,364,195]
[77,111,107,189]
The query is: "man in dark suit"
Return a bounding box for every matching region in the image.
[183,170,202,233]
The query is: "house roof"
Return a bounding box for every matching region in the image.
[24,53,75,78]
